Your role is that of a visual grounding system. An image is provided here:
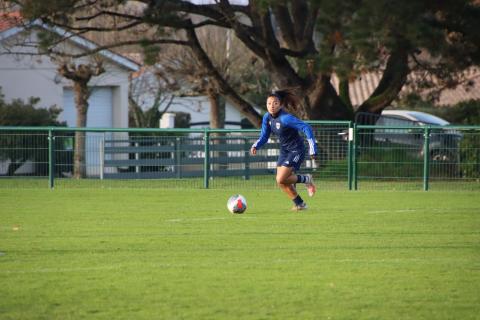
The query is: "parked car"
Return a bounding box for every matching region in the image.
[356,110,462,162]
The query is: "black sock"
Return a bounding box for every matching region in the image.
[293,195,304,206]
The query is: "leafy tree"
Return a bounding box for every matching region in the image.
[438,100,480,179]
[439,100,480,125]
[0,87,67,175]
[0,95,61,127]
[12,0,480,126]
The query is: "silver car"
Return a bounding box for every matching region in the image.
[371,110,462,162]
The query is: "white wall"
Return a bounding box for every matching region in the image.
[0,53,64,108]
[151,95,259,129]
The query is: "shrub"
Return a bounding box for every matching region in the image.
[0,87,69,176]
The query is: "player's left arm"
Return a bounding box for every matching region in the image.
[284,115,318,157]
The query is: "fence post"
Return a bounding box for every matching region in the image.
[99,136,104,180]
[353,123,358,190]
[175,137,181,179]
[204,129,210,189]
[347,122,354,190]
[423,127,431,191]
[135,141,140,174]
[244,137,250,180]
[48,129,55,189]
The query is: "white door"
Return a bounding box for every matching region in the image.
[62,87,113,177]
[61,87,113,127]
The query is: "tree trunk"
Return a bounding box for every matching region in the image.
[209,89,225,129]
[128,96,145,128]
[356,47,409,115]
[207,88,227,171]
[57,62,104,178]
[73,82,89,179]
[307,79,354,120]
[7,161,23,176]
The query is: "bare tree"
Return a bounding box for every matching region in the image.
[128,68,177,128]
[154,25,268,129]
[57,59,105,178]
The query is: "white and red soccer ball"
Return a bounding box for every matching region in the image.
[227,194,247,214]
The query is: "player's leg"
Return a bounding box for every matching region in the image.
[276,150,305,185]
[276,165,298,185]
[280,149,316,197]
[276,151,308,210]
[291,151,316,197]
[296,173,316,197]
[276,166,307,210]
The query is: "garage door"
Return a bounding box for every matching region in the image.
[62,87,113,177]
[61,87,113,127]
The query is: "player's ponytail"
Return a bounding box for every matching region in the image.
[269,88,301,110]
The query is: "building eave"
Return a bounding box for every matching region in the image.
[0,19,140,72]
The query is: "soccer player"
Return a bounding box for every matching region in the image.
[250,89,318,211]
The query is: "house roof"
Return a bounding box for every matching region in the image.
[0,12,22,32]
[0,13,139,72]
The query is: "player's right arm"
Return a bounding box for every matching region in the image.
[251,113,271,155]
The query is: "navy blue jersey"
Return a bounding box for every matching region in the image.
[252,109,318,155]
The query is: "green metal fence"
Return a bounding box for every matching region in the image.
[0,123,479,190]
[354,125,480,190]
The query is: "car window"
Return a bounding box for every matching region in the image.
[407,112,450,125]
[376,116,414,126]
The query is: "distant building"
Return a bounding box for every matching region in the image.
[0,13,139,128]
[0,13,139,176]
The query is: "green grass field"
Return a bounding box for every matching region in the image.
[0,188,479,319]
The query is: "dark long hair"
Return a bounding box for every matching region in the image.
[268,88,301,110]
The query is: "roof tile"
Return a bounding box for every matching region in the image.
[0,11,22,32]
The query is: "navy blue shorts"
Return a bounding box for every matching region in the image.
[277,149,305,172]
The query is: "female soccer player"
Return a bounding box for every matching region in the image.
[250,89,317,211]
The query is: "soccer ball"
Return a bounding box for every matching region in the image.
[227,194,247,214]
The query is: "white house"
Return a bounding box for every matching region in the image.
[0,15,139,176]
[0,17,139,128]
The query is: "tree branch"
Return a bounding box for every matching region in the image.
[271,1,317,53]
[357,46,410,113]
[43,18,144,33]
[212,0,268,60]
[75,9,142,22]
[184,25,262,127]
[271,4,296,49]
[49,39,190,59]
[339,77,352,110]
